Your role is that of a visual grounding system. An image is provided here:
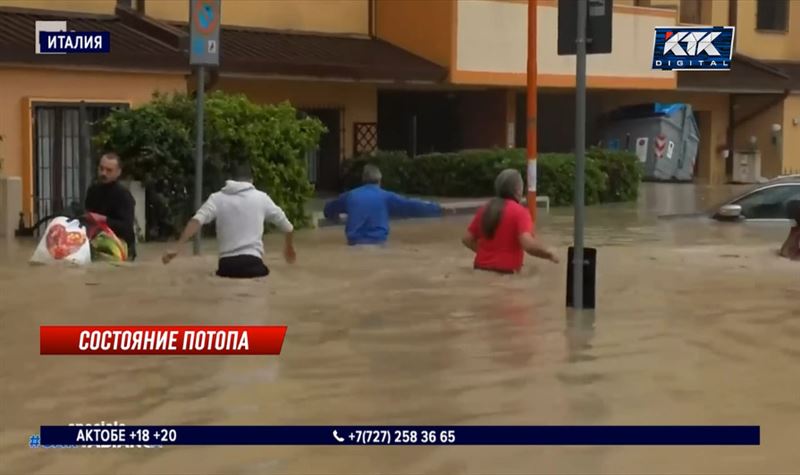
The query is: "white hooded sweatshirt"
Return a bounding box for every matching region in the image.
[192,180,294,259]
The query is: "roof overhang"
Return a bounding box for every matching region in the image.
[677,54,795,94]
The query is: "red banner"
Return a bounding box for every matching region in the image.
[40,326,287,355]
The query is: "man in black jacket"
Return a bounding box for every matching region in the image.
[84,152,137,261]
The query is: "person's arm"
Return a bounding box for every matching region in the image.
[105,191,135,238]
[462,232,478,253]
[780,228,800,260]
[462,211,481,253]
[323,193,348,221]
[519,233,559,263]
[515,207,558,263]
[162,197,217,264]
[387,193,443,218]
[83,185,96,214]
[264,196,296,264]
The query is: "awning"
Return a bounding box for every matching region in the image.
[677,54,792,94]
[764,61,800,91]
[0,6,447,84]
[172,23,447,83]
[0,7,186,72]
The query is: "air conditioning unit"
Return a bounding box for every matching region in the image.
[731,151,761,184]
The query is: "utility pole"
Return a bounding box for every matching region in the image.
[526,0,538,230]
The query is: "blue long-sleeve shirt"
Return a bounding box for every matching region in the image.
[323,184,443,245]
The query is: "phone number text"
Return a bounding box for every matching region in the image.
[351,429,456,445]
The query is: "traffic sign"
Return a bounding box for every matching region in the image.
[190,0,220,66]
[558,0,613,56]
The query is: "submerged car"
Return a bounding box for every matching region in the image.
[713,175,800,223]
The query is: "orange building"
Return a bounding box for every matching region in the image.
[0,0,799,228]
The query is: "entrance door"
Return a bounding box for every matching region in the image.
[32,102,126,219]
[303,108,343,192]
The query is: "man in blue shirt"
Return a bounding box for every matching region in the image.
[323,164,444,245]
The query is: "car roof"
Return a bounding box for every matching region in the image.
[768,174,800,184]
[715,176,800,210]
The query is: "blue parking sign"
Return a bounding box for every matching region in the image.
[189,0,220,66]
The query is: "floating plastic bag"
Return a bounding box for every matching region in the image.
[82,213,128,262]
[30,217,91,266]
[90,226,128,262]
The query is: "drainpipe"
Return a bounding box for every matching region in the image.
[727,94,736,180]
[369,0,375,38]
[725,0,738,181]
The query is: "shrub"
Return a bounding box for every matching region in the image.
[94,91,325,239]
[341,148,639,206]
[588,146,643,202]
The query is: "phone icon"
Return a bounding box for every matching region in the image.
[333,430,345,443]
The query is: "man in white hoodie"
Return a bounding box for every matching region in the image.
[162,164,296,278]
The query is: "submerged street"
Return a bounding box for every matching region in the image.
[0,184,797,475]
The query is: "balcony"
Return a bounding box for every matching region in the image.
[451,0,677,89]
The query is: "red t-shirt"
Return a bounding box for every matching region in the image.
[468,200,533,272]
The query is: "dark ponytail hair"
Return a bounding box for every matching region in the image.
[481,169,523,239]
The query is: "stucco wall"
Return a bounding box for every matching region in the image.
[733,95,784,179]
[783,94,800,174]
[734,0,800,62]
[453,0,676,89]
[0,0,370,35]
[0,0,115,14]
[147,0,369,34]
[375,0,453,67]
[0,67,186,215]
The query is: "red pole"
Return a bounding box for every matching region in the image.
[526,0,538,230]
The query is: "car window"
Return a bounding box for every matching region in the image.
[734,184,800,219]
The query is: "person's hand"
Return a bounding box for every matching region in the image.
[283,244,296,264]
[162,250,179,265]
[548,250,560,264]
[85,212,107,224]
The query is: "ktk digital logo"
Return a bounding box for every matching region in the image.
[651,26,735,71]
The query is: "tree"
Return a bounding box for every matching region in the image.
[94,91,325,239]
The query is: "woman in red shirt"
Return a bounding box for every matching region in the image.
[462,169,559,273]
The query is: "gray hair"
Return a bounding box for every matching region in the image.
[495,168,523,199]
[362,164,382,184]
[481,169,524,239]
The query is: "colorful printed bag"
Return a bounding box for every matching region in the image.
[30,217,92,266]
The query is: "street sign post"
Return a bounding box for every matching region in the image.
[190,0,220,66]
[189,0,220,255]
[557,0,611,310]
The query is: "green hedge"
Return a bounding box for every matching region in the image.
[342,148,641,206]
[94,91,325,239]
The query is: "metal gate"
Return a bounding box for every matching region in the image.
[33,102,127,219]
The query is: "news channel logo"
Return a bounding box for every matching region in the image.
[35,20,110,54]
[651,26,735,71]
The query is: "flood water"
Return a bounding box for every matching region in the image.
[1,184,798,475]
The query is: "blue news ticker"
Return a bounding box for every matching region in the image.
[39,31,111,54]
[40,425,761,446]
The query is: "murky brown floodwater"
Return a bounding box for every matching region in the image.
[1,184,798,475]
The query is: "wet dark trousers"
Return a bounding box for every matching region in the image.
[217,255,270,279]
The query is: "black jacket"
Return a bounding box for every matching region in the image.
[84,181,137,259]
